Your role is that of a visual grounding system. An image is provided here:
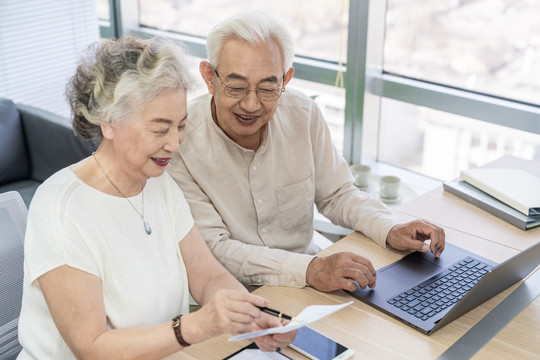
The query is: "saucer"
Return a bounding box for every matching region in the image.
[355,184,371,191]
[354,179,378,192]
[379,194,402,204]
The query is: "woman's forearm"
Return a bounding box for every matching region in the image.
[74,322,182,360]
[198,270,248,306]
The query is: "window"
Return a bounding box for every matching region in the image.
[368,0,540,181]
[0,0,99,118]
[97,0,110,21]
[138,0,349,63]
[384,0,540,105]
[378,98,540,180]
[106,0,540,186]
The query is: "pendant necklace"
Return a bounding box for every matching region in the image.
[92,152,152,235]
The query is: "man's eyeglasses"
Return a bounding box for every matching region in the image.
[214,70,285,101]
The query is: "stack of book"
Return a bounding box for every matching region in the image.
[443,168,540,231]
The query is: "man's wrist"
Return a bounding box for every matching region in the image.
[305,256,320,287]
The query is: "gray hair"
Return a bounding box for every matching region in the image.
[206,10,294,72]
[66,34,193,144]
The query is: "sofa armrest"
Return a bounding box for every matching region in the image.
[17,104,93,182]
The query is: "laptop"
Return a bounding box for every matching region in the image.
[346,241,540,334]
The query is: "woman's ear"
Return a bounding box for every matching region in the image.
[200,61,216,95]
[100,123,115,140]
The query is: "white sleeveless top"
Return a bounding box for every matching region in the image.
[17,168,193,359]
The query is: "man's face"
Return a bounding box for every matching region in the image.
[204,39,292,149]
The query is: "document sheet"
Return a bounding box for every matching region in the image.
[228,301,353,341]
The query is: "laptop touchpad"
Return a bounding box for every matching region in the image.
[379,254,442,289]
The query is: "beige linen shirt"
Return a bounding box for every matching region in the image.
[167,88,400,287]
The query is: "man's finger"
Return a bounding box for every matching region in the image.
[341,278,361,292]
[346,253,377,277]
[343,266,376,287]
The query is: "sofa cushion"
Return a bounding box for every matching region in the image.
[17,104,93,182]
[0,99,30,184]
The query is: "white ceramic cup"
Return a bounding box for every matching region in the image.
[379,175,401,200]
[350,164,371,188]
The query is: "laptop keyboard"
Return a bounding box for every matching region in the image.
[387,257,493,321]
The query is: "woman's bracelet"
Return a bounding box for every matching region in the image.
[171,315,191,347]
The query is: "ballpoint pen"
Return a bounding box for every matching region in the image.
[258,306,298,322]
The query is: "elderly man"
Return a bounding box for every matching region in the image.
[167,10,445,293]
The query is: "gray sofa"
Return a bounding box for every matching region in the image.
[0,98,93,207]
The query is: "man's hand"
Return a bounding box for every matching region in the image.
[386,220,445,258]
[306,252,376,292]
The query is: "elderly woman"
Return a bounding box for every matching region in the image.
[16,35,295,359]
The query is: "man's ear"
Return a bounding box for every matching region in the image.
[283,67,295,88]
[200,61,216,95]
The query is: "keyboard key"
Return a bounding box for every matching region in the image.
[421,307,432,315]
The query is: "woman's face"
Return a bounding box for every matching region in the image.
[108,89,187,183]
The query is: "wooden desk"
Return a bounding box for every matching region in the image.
[169,232,538,359]
[168,156,540,359]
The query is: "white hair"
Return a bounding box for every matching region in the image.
[67,35,194,142]
[206,10,294,72]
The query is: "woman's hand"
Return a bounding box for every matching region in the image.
[252,316,297,352]
[181,289,268,344]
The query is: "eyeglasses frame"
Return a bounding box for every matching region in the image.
[213,69,285,101]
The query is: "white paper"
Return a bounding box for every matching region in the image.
[228,301,353,341]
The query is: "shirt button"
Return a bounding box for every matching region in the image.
[261,228,267,233]
[257,199,262,204]
[252,165,257,171]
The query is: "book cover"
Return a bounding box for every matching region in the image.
[443,179,540,231]
[459,168,540,216]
